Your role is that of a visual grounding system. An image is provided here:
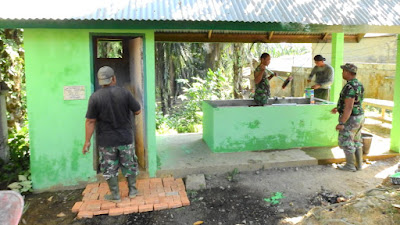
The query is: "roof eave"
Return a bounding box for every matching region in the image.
[1,19,399,34]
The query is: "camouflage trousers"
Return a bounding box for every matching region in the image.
[338,115,365,154]
[99,144,139,180]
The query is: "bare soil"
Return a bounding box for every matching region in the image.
[18,120,400,225]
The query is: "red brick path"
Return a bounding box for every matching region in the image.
[71,177,190,219]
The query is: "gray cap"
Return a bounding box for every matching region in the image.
[340,63,357,74]
[97,66,114,85]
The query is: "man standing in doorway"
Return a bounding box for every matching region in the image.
[82,66,141,202]
[307,55,334,100]
[331,63,365,172]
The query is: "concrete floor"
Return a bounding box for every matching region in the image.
[156,132,399,178]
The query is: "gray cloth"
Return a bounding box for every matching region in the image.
[86,86,141,147]
[308,64,334,89]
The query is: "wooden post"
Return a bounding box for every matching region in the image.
[0,81,10,162]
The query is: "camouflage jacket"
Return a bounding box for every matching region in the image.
[337,78,364,115]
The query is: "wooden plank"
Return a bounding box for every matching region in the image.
[365,115,392,123]
[363,98,394,109]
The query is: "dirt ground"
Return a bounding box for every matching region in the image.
[18,120,400,225]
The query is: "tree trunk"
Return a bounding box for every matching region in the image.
[205,43,221,72]
[233,44,243,99]
[155,43,168,115]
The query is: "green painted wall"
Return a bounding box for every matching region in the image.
[24,29,156,190]
[390,36,400,153]
[330,33,344,103]
[203,101,338,152]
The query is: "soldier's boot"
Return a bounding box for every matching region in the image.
[104,176,121,202]
[338,152,357,172]
[355,148,363,171]
[127,175,138,198]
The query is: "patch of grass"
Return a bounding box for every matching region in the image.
[264,192,285,206]
[227,168,239,182]
[186,190,198,199]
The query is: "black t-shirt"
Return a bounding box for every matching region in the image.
[86,86,141,147]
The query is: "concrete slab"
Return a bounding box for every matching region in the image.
[156,133,318,178]
[185,174,206,190]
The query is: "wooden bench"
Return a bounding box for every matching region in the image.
[362,98,394,123]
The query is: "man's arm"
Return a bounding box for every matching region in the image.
[82,118,96,154]
[307,67,317,82]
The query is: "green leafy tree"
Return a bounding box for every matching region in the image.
[0,29,26,129]
[0,29,30,193]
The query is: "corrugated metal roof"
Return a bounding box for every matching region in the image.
[1,0,400,26]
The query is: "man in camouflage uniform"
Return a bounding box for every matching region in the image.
[253,53,277,105]
[82,66,141,202]
[331,63,364,172]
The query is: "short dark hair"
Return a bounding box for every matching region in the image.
[314,55,325,61]
[260,53,270,59]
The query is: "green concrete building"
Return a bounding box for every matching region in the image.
[1,0,400,191]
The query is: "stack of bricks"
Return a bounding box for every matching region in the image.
[71,177,190,219]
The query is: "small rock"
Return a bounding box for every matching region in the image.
[170,214,174,219]
[47,196,53,202]
[56,212,66,217]
[278,209,285,213]
[218,222,223,225]
[220,186,225,190]
[227,185,231,189]
[242,219,247,224]
[198,197,204,201]
[295,167,299,171]
[255,171,260,175]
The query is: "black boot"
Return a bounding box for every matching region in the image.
[104,176,121,202]
[127,175,138,198]
[338,152,357,172]
[355,148,363,171]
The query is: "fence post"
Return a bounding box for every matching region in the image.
[0,81,10,162]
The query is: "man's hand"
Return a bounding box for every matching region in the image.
[336,124,345,131]
[331,107,338,114]
[311,84,321,89]
[82,141,91,155]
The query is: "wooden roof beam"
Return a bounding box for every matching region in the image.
[155,32,360,43]
[321,33,329,41]
[208,30,212,39]
[268,31,274,40]
[356,33,365,42]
